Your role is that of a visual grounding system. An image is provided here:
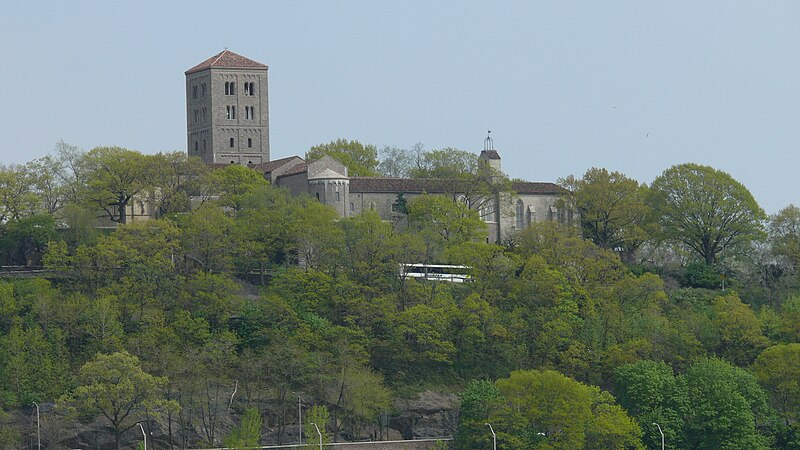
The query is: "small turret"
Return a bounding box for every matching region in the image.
[479,130,501,173]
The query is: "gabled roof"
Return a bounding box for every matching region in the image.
[186,50,268,75]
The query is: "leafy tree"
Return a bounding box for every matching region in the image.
[649,163,766,265]
[682,358,771,450]
[407,194,487,260]
[377,145,414,177]
[0,163,39,222]
[0,214,56,266]
[77,146,155,224]
[408,148,477,179]
[307,139,378,176]
[203,163,269,213]
[454,379,504,449]
[61,351,178,450]
[753,344,800,426]
[770,204,800,271]
[614,360,687,449]
[710,293,769,366]
[148,152,207,217]
[223,408,262,449]
[304,405,332,449]
[559,168,650,257]
[179,204,236,273]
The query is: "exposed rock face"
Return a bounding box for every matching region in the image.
[390,390,459,440]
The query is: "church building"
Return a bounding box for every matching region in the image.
[186,51,572,244]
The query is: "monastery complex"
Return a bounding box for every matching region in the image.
[185,50,572,243]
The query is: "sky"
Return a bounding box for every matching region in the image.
[1,1,798,213]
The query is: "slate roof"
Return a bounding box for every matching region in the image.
[186,50,268,75]
[511,181,565,195]
[248,156,302,173]
[480,150,501,160]
[349,177,565,195]
[275,163,309,179]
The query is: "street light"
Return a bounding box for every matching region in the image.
[32,402,40,450]
[138,422,147,450]
[653,422,664,450]
[485,423,496,450]
[311,422,322,450]
[293,392,303,445]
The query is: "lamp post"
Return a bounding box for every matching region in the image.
[293,392,303,445]
[485,423,496,450]
[653,422,664,450]
[138,422,147,450]
[311,422,323,450]
[32,402,40,450]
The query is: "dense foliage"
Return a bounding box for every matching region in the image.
[1,142,799,449]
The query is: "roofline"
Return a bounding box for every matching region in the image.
[185,65,270,75]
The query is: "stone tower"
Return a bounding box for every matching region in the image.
[185,50,270,164]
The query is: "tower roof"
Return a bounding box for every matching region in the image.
[185,50,268,75]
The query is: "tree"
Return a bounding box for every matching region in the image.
[649,163,766,265]
[559,168,650,257]
[770,204,800,271]
[682,358,771,450]
[710,293,769,366]
[78,147,155,224]
[377,145,414,178]
[304,405,332,449]
[407,194,487,260]
[408,148,477,179]
[203,163,269,213]
[61,351,178,450]
[223,408,262,449]
[614,360,688,449]
[753,344,800,426]
[306,139,378,176]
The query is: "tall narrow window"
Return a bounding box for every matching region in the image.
[248,82,255,95]
[230,138,235,148]
[230,82,235,95]
[194,110,198,123]
[201,83,206,97]
[245,107,250,120]
[244,83,250,95]
[194,141,198,152]
[202,107,207,121]
[232,106,236,119]
[248,138,252,148]
[203,139,206,150]
[336,191,341,202]
[225,82,230,95]
[515,200,525,230]
[226,106,231,119]
[192,86,197,98]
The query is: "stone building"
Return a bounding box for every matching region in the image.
[185,50,270,165]
[186,51,571,243]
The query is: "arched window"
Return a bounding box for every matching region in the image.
[224,82,230,95]
[194,110,198,123]
[515,200,525,230]
[201,83,206,97]
[226,106,231,119]
[194,141,198,152]
[316,193,320,201]
[247,138,252,148]
[230,82,235,95]
[369,202,376,210]
[203,139,206,150]
[249,82,255,95]
[231,106,236,119]
[192,86,197,98]
[336,191,341,202]
[526,206,533,225]
[229,137,235,147]
[202,107,207,121]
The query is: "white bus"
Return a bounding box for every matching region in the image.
[400,264,472,283]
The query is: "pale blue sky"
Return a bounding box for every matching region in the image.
[1,1,798,212]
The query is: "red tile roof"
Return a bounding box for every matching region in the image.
[186,50,268,75]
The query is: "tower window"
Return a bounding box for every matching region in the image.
[336,191,341,202]
[248,138,252,148]
[230,138,235,148]
[226,106,236,120]
[192,86,197,99]
[203,139,206,150]
[194,141,198,152]
[244,83,250,95]
[231,106,236,119]
[247,82,255,95]
[245,106,251,120]
[201,83,206,97]
[202,107,207,122]
[225,81,236,95]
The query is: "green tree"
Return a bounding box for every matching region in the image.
[179,204,236,273]
[559,168,650,257]
[304,405,332,449]
[408,147,477,179]
[682,358,771,450]
[377,145,414,177]
[78,146,155,224]
[649,163,766,265]
[203,163,269,213]
[407,194,487,260]
[770,204,800,271]
[223,408,262,449]
[307,139,378,176]
[710,293,769,366]
[0,163,39,222]
[61,351,178,450]
[614,360,687,449]
[753,344,800,426]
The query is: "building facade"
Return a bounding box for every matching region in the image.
[186,50,270,165]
